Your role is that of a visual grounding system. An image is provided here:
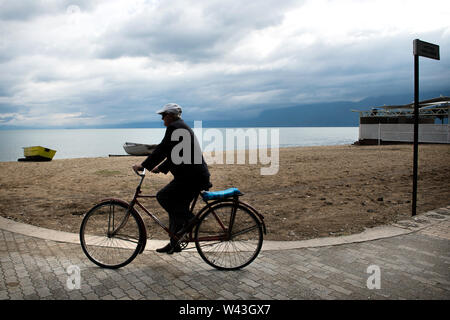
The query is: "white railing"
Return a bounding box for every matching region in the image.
[359,124,450,144]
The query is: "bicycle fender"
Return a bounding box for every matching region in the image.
[96,198,148,254]
[97,198,129,206]
[138,225,147,254]
[82,198,131,217]
[237,200,267,235]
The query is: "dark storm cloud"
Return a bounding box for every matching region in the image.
[0,0,449,128]
[97,0,298,62]
[0,0,96,21]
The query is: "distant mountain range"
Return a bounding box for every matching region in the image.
[114,90,449,128]
[2,90,448,129]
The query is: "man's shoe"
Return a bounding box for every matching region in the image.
[156,242,181,254]
[156,243,172,253]
[167,244,182,254]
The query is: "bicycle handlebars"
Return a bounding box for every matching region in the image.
[135,167,146,177]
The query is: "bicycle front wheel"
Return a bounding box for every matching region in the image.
[194,202,263,270]
[80,200,142,269]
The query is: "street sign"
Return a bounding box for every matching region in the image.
[413,39,440,60]
[411,39,440,216]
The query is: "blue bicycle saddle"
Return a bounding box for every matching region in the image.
[201,188,242,201]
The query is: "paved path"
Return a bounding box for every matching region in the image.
[0,207,449,300]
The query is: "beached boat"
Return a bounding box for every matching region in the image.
[18,146,57,162]
[123,142,157,156]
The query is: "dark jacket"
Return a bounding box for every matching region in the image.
[141,119,210,187]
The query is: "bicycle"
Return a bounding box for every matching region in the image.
[80,168,266,270]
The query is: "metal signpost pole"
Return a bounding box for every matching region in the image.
[412,53,419,216]
[411,39,440,216]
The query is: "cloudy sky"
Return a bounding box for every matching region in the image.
[1,0,449,128]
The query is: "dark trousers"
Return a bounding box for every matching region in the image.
[156,179,199,244]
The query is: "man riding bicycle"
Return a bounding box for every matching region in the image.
[132,103,211,254]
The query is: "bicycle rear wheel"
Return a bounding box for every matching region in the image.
[80,200,142,269]
[194,202,263,270]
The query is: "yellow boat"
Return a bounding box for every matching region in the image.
[19,146,57,162]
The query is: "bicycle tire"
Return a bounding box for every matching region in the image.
[80,200,143,269]
[194,202,263,270]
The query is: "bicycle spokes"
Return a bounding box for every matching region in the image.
[195,203,263,270]
[80,201,142,269]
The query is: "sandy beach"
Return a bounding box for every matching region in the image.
[0,144,449,241]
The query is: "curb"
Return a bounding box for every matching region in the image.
[0,206,449,251]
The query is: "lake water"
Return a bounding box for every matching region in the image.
[0,127,358,162]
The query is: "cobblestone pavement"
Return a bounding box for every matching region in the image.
[1,208,449,300]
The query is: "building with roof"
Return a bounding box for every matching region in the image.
[352,96,450,145]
